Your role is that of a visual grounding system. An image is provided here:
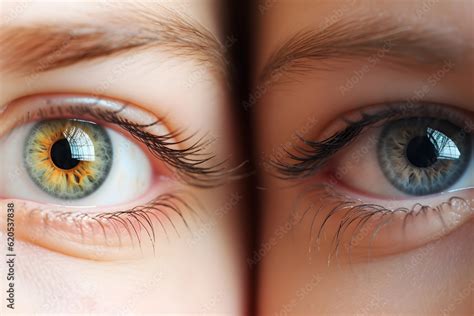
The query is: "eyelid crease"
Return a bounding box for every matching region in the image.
[271,102,474,179]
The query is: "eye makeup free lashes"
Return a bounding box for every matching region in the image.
[271,101,474,180]
[1,94,237,188]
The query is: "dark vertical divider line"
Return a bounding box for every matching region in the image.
[222,0,258,315]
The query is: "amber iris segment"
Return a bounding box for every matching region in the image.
[23,119,113,200]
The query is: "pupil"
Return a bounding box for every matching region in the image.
[50,138,80,170]
[406,135,438,168]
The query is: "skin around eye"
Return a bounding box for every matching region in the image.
[297,105,474,260]
[0,94,198,260]
[0,1,246,314]
[254,1,473,314]
[323,106,474,199]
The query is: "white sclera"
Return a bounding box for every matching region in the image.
[0,122,152,207]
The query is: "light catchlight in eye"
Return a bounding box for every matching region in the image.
[0,94,206,260]
[24,119,114,200]
[274,102,474,262]
[377,117,471,196]
[2,111,153,206]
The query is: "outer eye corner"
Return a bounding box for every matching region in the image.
[0,93,213,260]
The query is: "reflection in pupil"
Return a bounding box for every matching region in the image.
[406,135,438,168]
[50,138,80,170]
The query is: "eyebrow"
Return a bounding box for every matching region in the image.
[0,6,227,76]
[259,16,471,83]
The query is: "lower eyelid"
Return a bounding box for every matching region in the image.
[2,193,198,261]
[292,184,474,263]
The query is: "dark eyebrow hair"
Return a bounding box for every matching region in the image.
[259,16,470,83]
[0,6,227,76]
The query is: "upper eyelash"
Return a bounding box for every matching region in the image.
[30,192,200,257]
[270,103,471,179]
[270,106,406,179]
[291,184,471,265]
[37,102,236,187]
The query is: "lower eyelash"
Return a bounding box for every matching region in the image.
[27,192,200,257]
[292,183,471,265]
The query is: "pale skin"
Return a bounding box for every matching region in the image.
[0,1,246,314]
[255,0,473,315]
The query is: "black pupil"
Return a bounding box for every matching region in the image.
[50,138,80,170]
[406,135,439,168]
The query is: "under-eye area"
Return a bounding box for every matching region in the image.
[290,184,473,263]
[13,192,199,260]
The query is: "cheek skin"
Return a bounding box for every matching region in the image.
[258,185,473,314]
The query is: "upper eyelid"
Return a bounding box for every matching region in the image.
[0,94,231,187]
[271,102,474,179]
[270,106,400,178]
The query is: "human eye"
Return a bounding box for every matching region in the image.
[272,102,474,261]
[0,94,225,260]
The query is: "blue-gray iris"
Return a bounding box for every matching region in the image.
[377,117,471,196]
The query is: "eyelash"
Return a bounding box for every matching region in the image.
[270,102,470,179]
[26,191,200,257]
[295,184,470,264]
[272,102,473,261]
[1,94,233,257]
[32,103,231,187]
